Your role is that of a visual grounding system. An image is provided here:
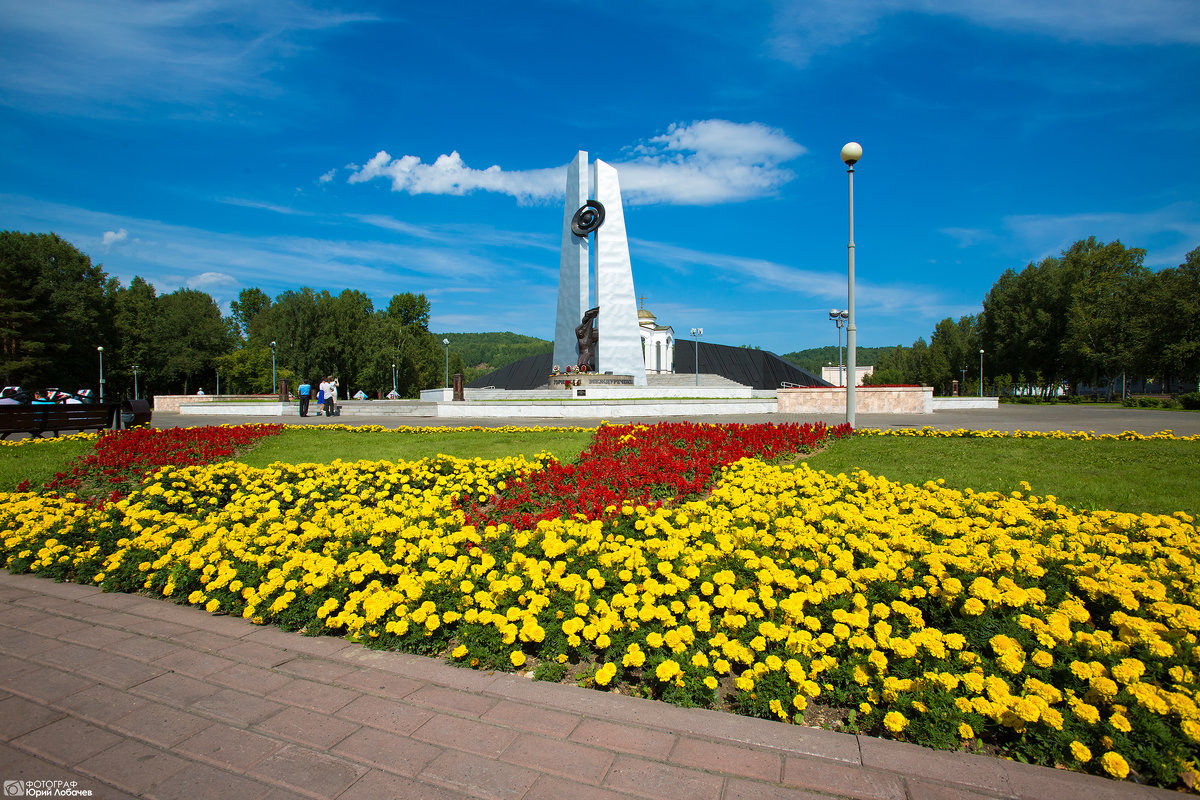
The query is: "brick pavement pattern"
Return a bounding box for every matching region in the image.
[0,571,1176,800]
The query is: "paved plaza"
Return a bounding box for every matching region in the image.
[1,405,1195,799]
[166,403,1200,436]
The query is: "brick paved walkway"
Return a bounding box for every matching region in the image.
[0,571,1173,800]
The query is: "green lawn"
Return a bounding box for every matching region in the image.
[805,435,1199,517]
[234,427,595,468]
[0,439,95,492]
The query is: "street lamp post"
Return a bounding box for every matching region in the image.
[97,346,105,402]
[690,328,703,386]
[443,339,450,388]
[841,142,862,427]
[269,341,277,394]
[979,349,985,398]
[392,363,397,395]
[132,363,139,400]
[828,309,848,386]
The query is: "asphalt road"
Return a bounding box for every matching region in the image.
[162,404,1200,436]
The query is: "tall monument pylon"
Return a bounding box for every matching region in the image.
[552,151,648,386]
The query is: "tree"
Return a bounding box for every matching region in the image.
[152,289,232,394]
[1059,238,1148,394]
[229,287,272,342]
[0,231,111,388]
[1144,247,1200,391]
[111,276,159,398]
[388,292,431,330]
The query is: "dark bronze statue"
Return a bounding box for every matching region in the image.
[575,306,599,371]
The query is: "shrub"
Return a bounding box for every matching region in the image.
[1179,392,1200,410]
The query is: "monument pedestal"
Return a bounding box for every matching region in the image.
[549,374,634,393]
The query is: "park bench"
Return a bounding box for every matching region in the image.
[0,402,147,440]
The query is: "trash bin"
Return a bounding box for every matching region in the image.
[278,379,290,403]
[121,399,152,429]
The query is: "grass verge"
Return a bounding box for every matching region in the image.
[235,427,595,468]
[805,435,1199,516]
[0,439,95,492]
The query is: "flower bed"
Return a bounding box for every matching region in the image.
[19,424,284,501]
[1,422,1198,788]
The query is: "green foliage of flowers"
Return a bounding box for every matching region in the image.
[1,422,1199,789]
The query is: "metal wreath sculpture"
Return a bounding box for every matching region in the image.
[570,200,606,237]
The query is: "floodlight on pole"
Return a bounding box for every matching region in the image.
[97,346,105,402]
[269,341,277,394]
[979,349,985,398]
[132,363,139,400]
[443,339,450,388]
[841,142,861,427]
[690,328,703,386]
[829,309,848,386]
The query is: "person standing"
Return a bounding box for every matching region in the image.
[297,379,312,417]
[327,376,339,416]
[317,376,330,416]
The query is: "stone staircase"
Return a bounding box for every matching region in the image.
[646,373,747,388]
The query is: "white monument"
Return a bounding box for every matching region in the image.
[552,151,648,386]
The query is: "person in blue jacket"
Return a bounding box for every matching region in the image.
[297,379,312,417]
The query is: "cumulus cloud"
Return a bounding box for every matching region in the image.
[318,168,337,184]
[187,271,238,291]
[345,120,805,206]
[101,228,128,247]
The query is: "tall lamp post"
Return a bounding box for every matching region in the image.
[132,363,139,400]
[97,346,105,402]
[828,309,848,386]
[391,363,397,395]
[690,328,703,386]
[269,341,277,394]
[841,142,862,427]
[442,339,450,388]
[979,349,985,398]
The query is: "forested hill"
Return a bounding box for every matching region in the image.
[780,345,892,373]
[436,332,551,374]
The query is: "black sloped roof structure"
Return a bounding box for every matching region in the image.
[673,340,829,389]
[467,341,829,391]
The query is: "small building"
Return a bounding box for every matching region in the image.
[638,305,674,375]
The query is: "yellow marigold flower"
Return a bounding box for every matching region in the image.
[595,662,617,686]
[958,723,973,739]
[883,711,908,733]
[1070,741,1091,763]
[656,660,683,683]
[1031,650,1053,669]
[510,651,526,668]
[962,598,986,616]
[703,676,718,690]
[205,599,220,613]
[1100,751,1129,779]
[1110,712,1131,733]
[452,644,468,659]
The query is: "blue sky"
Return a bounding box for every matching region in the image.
[2,1,1198,356]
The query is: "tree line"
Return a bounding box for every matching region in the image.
[865,238,1200,397]
[0,231,453,399]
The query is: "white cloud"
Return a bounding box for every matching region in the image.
[187,271,238,291]
[101,228,129,248]
[318,169,337,184]
[1002,203,1200,268]
[0,0,372,115]
[631,238,938,314]
[345,120,805,206]
[769,0,1200,67]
